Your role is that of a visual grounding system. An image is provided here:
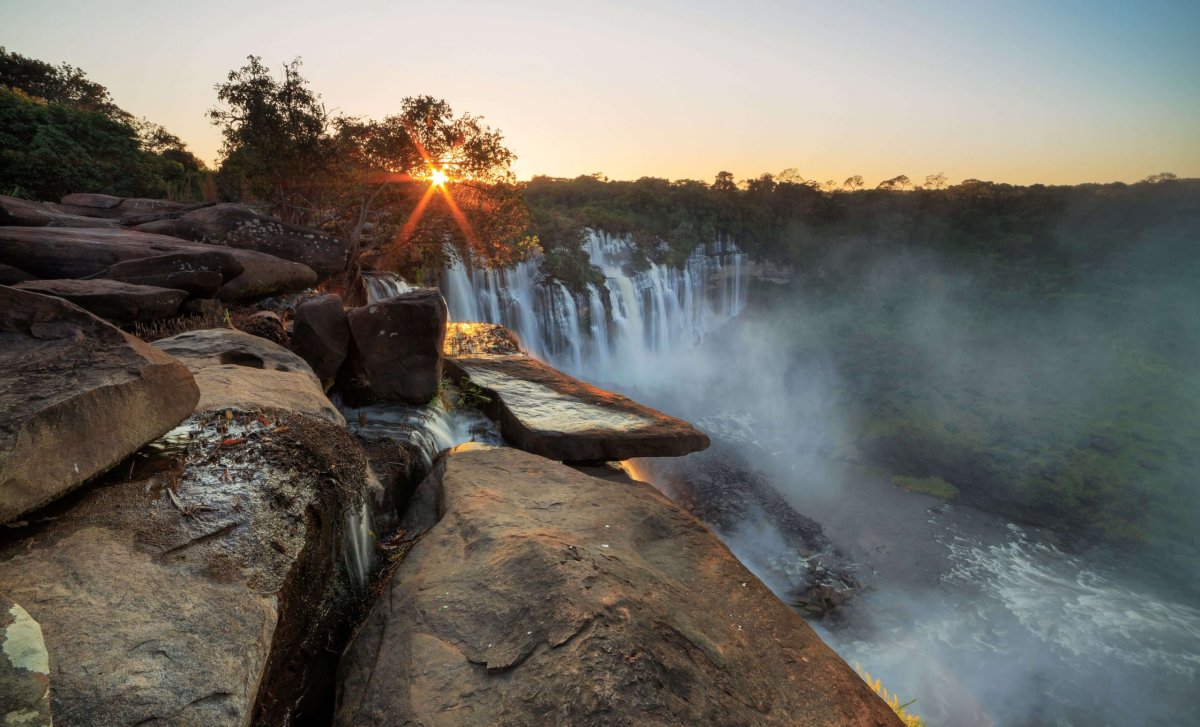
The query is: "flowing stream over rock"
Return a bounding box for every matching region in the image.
[362,230,1198,726]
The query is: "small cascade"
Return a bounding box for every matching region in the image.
[438,229,749,385]
[342,499,376,592]
[363,271,412,303]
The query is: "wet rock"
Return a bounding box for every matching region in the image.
[0,286,199,524]
[0,227,317,302]
[341,289,447,406]
[292,293,350,389]
[0,194,120,228]
[445,354,710,461]
[13,278,187,323]
[137,204,349,276]
[0,595,53,727]
[0,408,370,727]
[154,328,344,425]
[335,445,900,727]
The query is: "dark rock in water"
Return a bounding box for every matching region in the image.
[355,435,425,531]
[341,289,447,406]
[234,310,286,346]
[0,262,35,285]
[13,278,187,322]
[0,407,371,727]
[137,204,349,276]
[0,286,198,524]
[0,595,53,727]
[445,354,710,462]
[291,293,349,389]
[0,194,120,228]
[335,445,900,727]
[0,227,317,302]
[154,328,344,425]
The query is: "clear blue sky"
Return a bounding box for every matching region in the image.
[3,0,1197,185]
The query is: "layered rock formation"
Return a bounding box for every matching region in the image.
[335,445,901,726]
[0,286,198,524]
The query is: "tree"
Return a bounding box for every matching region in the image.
[1141,172,1177,184]
[209,56,331,223]
[876,174,911,191]
[712,170,737,192]
[843,175,864,191]
[923,172,948,190]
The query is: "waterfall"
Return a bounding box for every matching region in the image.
[363,271,412,303]
[435,229,749,386]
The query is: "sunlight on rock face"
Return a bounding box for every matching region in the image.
[443,322,522,357]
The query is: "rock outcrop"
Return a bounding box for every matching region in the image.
[446,354,710,461]
[291,293,350,389]
[335,445,901,727]
[13,278,187,322]
[154,329,345,425]
[0,194,121,228]
[0,595,53,727]
[57,193,205,224]
[0,227,317,302]
[0,286,199,524]
[137,204,348,276]
[85,249,244,297]
[342,289,448,406]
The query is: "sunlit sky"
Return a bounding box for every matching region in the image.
[4,0,1198,185]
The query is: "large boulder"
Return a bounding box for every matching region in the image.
[341,289,447,406]
[291,293,350,389]
[0,262,35,285]
[57,193,205,223]
[0,195,120,228]
[137,204,349,276]
[0,227,317,302]
[0,595,53,727]
[335,445,901,727]
[85,250,244,297]
[154,328,345,425]
[0,286,199,524]
[445,354,710,461]
[13,278,187,323]
[0,406,371,726]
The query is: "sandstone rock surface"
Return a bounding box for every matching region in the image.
[154,328,345,425]
[342,289,447,405]
[446,354,710,461]
[137,204,348,276]
[335,445,901,727]
[14,278,187,322]
[0,194,120,228]
[0,595,53,727]
[291,293,349,388]
[0,286,199,524]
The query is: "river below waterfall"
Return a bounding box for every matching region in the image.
[367,231,1198,726]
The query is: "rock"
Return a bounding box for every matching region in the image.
[291,293,349,388]
[335,445,901,727]
[153,328,344,425]
[180,297,226,318]
[0,262,35,285]
[0,286,199,524]
[234,310,286,346]
[137,204,349,276]
[341,289,447,406]
[0,227,318,302]
[13,278,188,322]
[0,407,370,726]
[444,321,523,356]
[86,250,245,297]
[445,354,710,461]
[57,193,203,222]
[0,194,120,228]
[0,595,53,727]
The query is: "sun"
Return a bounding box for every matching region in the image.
[429,167,450,187]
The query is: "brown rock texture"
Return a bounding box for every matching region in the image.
[0,286,199,524]
[335,445,901,727]
[446,354,710,461]
[0,595,53,727]
[14,278,188,322]
[342,288,448,406]
[291,293,350,388]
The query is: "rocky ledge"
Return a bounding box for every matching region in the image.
[336,445,900,726]
[446,353,711,461]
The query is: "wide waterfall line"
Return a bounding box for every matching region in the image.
[438,230,747,383]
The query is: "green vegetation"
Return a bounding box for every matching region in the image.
[892,475,958,499]
[0,47,208,200]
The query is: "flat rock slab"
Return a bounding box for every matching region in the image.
[14,278,187,322]
[154,329,345,425]
[0,194,121,229]
[0,286,199,524]
[335,445,900,727]
[0,408,369,726]
[0,595,53,727]
[446,354,709,461]
[0,227,317,303]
